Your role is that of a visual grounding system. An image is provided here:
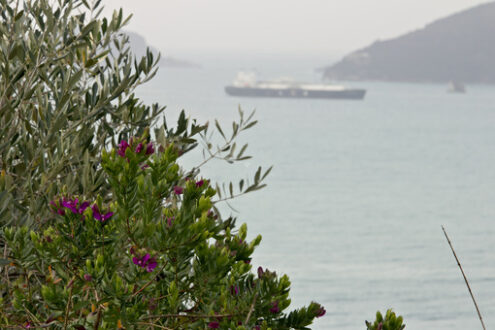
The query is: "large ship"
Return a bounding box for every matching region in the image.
[225,72,366,100]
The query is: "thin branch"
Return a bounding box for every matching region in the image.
[442,225,486,330]
[244,292,258,325]
[63,277,75,330]
[0,324,54,329]
[131,261,168,298]
[93,307,102,330]
[141,313,240,320]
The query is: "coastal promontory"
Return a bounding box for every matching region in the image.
[323,1,495,84]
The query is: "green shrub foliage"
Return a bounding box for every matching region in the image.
[1,136,325,328]
[0,0,170,227]
[0,0,325,328]
[365,309,405,330]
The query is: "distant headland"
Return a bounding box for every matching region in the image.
[322,1,495,84]
[126,31,200,69]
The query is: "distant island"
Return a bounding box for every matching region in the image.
[323,1,495,84]
[126,31,200,69]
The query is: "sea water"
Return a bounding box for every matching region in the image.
[136,53,495,329]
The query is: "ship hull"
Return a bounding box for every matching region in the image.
[225,86,366,100]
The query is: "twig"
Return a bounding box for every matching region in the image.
[141,313,240,320]
[93,307,102,330]
[131,261,168,298]
[136,322,173,329]
[63,277,75,330]
[442,225,486,330]
[244,292,258,325]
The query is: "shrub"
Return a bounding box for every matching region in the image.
[1,135,325,328]
[0,0,325,328]
[0,0,172,228]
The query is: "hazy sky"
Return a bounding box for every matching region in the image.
[103,0,491,57]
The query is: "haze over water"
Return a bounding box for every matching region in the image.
[136,53,495,329]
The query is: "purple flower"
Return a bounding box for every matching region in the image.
[135,143,144,153]
[59,198,90,215]
[141,164,150,170]
[145,143,154,155]
[207,322,219,328]
[118,140,130,158]
[132,253,157,272]
[24,321,33,328]
[257,266,264,279]
[230,285,239,296]
[174,186,183,195]
[315,306,326,318]
[269,301,280,314]
[50,200,65,216]
[91,205,114,222]
[83,274,92,281]
[166,217,174,228]
[62,198,79,214]
[79,201,90,212]
[146,258,157,272]
[195,179,204,187]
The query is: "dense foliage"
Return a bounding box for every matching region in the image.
[0,0,167,227]
[0,0,326,328]
[1,136,325,328]
[0,0,406,328]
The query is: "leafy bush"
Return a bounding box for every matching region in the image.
[365,309,405,330]
[0,0,325,328]
[1,136,325,328]
[0,0,170,228]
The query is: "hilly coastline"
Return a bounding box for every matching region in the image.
[126,31,200,68]
[323,1,495,84]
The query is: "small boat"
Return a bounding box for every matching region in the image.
[225,72,366,100]
[447,81,466,93]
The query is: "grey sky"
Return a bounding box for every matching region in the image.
[103,0,491,56]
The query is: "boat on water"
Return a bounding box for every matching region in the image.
[225,72,366,100]
[447,80,466,93]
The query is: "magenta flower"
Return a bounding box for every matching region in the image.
[145,143,154,155]
[61,198,90,215]
[135,142,144,153]
[174,186,183,195]
[132,253,158,272]
[257,266,264,278]
[230,285,239,296]
[269,301,280,314]
[146,258,158,272]
[117,140,130,157]
[195,179,204,187]
[91,205,114,222]
[315,306,326,318]
[207,321,219,328]
[83,274,92,281]
[50,199,65,216]
[166,216,174,228]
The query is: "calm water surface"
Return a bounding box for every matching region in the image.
[137,54,495,329]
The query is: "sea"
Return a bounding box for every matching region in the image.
[136,52,495,329]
